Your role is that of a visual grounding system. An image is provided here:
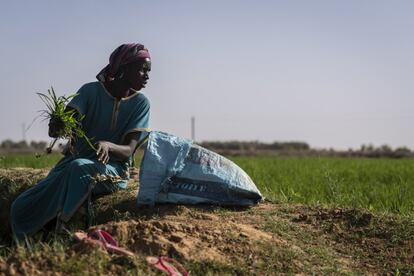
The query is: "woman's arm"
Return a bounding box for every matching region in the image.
[49,106,140,163]
[95,132,140,164]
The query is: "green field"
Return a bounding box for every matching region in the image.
[1,152,413,216]
[231,156,414,216]
[0,153,63,169]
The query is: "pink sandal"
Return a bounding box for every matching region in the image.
[74,229,135,257]
[146,256,188,276]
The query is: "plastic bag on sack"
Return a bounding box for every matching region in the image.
[137,131,263,206]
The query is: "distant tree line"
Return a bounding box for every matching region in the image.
[347,144,413,158]
[200,141,413,158]
[200,141,310,151]
[0,140,47,152]
[0,139,412,158]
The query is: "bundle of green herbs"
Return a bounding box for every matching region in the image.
[38,87,96,154]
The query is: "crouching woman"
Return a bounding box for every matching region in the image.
[10,43,151,240]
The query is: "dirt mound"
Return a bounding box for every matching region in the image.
[0,168,48,243]
[1,201,414,274]
[96,208,273,264]
[290,205,414,274]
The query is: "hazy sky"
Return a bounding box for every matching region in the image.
[1,1,413,149]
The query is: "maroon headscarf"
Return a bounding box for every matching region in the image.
[97,43,151,82]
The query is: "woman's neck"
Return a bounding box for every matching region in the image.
[104,80,134,100]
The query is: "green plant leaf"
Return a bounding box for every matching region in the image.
[38,87,96,153]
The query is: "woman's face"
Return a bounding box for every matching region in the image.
[123,58,151,91]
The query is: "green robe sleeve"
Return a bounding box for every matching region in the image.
[67,84,91,116]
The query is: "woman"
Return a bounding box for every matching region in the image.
[10,43,151,240]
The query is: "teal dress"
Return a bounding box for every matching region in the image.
[10,81,150,240]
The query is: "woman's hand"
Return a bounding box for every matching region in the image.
[48,117,65,138]
[95,134,141,164]
[96,141,112,164]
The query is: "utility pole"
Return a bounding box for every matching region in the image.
[191,116,195,141]
[22,123,26,141]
